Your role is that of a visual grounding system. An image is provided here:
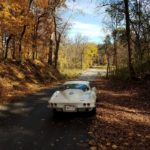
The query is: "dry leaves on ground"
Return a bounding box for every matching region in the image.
[89,78,150,150]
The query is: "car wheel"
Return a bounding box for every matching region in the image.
[53,109,59,115]
[91,107,96,115]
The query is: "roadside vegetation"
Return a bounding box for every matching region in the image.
[88,1,150,149]
[0,60,62,104]
[60,69,82,79]
[0,1,98,103]
[97,0,150,80]
[0,1,150,150]
[89,77,150,150]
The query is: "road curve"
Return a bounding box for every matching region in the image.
[0,69,103,150]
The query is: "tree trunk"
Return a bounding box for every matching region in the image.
[28,0,33,9]
[124,0,136,79]
[32,51,35,60]
[12,37,16,59]
[17,0,32,61]
[19,25,26,61]
[54,33,61,69]
[32,41,36,61]
[54,43,59,69]
[48,37,53,65]
[1,32,4,60]
[4,35,12,60]
[136,0,143,73]
[113,33,118,74]
[106,55,110,78]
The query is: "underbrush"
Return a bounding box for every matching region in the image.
[110,67,130,80]
[134,60,150,76]
[0,60,62,104]
[108,60,150,81]
[89,78,150,150]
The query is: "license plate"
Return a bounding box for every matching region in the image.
[65,105,75,112]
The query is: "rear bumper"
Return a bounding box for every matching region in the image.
[48,103,95,112]
[55,107,94,112]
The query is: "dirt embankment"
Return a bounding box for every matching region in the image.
[89,78,150,150]
[0,60,62,104]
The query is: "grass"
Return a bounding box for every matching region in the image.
[60,68,83,79]
[92,65,108,70]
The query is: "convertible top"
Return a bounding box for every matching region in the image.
[64,81,90,86]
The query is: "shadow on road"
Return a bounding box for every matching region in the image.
[0,85,96,150]
[52,112,96,121]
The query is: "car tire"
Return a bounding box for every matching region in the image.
[91,107,96,116]
[53,109,59,116]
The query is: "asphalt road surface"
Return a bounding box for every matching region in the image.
[0,69,105,150]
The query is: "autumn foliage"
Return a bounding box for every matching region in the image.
[89,78,150,150]
[0,0,65,67]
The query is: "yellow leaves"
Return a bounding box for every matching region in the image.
[0,2,10,16]
[0,3,4,11]
[82,43,98,69]
[0,2,7,9]
[11,3,22,13]
[0,0,32,33]
[35,0,49,8]
[59,42,98,70]
[3,11,11,18]
[60,69,81,78]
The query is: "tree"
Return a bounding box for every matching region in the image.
[53,11,71,68]
[0,0,68,65]
[124,0,136,78]
[98,0,145,78]
[104,35,112,78]
[106,3,124,73]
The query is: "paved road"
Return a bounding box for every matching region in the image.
[0,69,105,150]
[79,68,106,81]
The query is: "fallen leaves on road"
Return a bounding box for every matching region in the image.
[89,78,150,150]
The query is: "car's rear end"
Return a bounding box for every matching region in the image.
[48,101,96,112]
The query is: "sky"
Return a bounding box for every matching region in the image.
[64,0,110,44]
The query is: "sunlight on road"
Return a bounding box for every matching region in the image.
[78,69,106,81]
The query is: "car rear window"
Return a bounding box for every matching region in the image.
[64,84,89,91]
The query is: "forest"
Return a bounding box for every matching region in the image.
[98,0,150,79]
[0,0,149,80]
[0,1,150,150]
[0,0,98,70]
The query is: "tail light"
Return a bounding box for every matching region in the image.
[87,103,90,106]
[50,103,57,107]
[83,103,90,107]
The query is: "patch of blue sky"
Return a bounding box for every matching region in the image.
[62,0,110,44]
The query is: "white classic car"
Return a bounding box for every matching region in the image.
[48,81,97,114]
